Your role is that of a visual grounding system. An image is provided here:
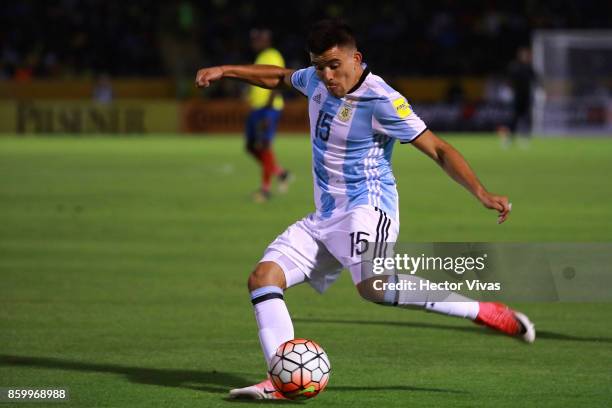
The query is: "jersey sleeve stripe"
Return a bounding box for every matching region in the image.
[289,71,307,97]
[400,127,429,144]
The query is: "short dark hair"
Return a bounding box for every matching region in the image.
[307,19,357,55]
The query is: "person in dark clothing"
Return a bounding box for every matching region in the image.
[503,47,537,146]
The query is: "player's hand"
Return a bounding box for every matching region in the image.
[195,66,224,88]
[478,192,512,224]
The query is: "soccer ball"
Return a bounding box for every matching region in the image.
[268,338,331,399]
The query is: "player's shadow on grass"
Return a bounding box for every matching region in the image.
[0,354,464,401]
[293,318,612,344]
[222,384,464,405]
[0,354,252,394]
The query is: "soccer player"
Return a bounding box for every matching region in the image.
[246,28,291,202]
[196,20,535,400]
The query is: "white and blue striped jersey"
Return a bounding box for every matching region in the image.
[290,65,427,221]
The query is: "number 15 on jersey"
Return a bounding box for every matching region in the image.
[315,111,333,141]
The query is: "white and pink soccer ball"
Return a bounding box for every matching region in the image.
[268,338,331,399]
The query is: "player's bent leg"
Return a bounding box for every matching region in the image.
[229,263,291,400]
[355,274,535,343]
[230,255,309,400]
[354,273,479,317]
[355,275,389,304]
[246,261,293,364]
[231,216,332,399]
[247,261,286,291]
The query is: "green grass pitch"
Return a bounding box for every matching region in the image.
[1,134,611,407]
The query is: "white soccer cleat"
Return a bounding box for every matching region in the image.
[228,378,286,400]
[514,311,536,344]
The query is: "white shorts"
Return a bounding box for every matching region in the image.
[260,205,399,293]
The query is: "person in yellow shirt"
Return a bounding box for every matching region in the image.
[246,28,291,202]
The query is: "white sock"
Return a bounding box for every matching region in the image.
[251,286,294,368]
[423,300,480,320]
[385,274,480,320]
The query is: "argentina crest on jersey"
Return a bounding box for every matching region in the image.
[337,102,353,123]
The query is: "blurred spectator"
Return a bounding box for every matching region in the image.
[508,47,536,133]
[92,74,113,103]
[498,46,537,147]
[446,80,465,105]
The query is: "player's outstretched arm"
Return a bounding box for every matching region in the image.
[412,130,512,224]
[195,65,295,90]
